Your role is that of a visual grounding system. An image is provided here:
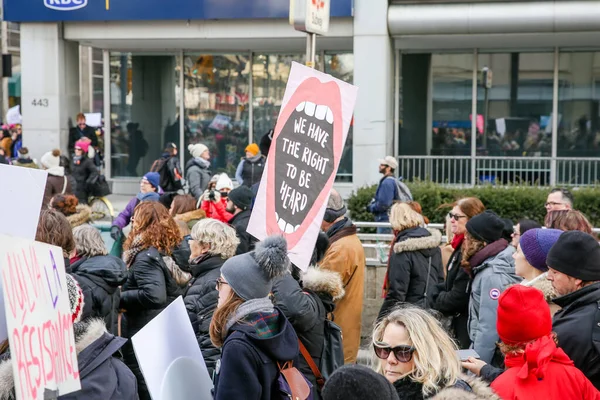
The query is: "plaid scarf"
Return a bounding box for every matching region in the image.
[123,234,146,267]
[224,297,276,339]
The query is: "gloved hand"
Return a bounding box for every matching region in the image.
[211,190,221,203]
[201,190,211,202]
[110,225,122,241]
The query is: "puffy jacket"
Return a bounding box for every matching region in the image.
[213,308,300,400]
[273,268,345,399]
[113,197,139,229]
[201,198,233,223]
[236,155,266,187]
[69,125,98,153]
[185,158,211,200]
[229,209,256,255]
[553,282,600,389]
[183,255,225,378]
[378,227,444,320]
[72,156,98,203]
[468,241,519,364]
[432,242,472,349]
[392,373,499,400]
[174,208,207,230]
[43,172,73,209]
[70,255,128,336]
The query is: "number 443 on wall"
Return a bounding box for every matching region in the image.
[31,99,49,107]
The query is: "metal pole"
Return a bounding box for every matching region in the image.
[306,33,316,68]
[471,49,478,187]
[1,20,8,119]
[483,86,489,149]
[102,49,112,178]
[550,47,559,186]
[393,49,400,172]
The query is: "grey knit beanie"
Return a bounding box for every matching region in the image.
[221,235,290,300]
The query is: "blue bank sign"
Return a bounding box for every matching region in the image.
[5,0,352,22]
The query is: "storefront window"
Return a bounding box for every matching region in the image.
[558,52,600,158]
[183,54,250,177]
[477,53,554,157]
[431,53,474,156]
[109,52,181,178]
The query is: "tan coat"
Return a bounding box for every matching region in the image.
[320,230,365,364]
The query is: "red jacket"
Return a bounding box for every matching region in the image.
[492,335,600,400]
[201,198,233,223]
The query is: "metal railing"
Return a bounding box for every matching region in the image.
[397,155,600,187]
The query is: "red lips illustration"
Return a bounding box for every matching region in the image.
[266,77,343,249]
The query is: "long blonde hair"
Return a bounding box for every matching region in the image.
[372,306,461,396]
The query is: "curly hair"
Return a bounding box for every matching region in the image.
[50,194,79,216]
[460,231,486,276]
[170,194,197,217]
[36,209,76,257]
[124,202,181,255]
[191,218,240,259]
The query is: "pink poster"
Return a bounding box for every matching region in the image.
[248,62,358,271]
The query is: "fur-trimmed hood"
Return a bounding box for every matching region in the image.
[431,374,500,400]
[174,208,207,223]
[523,272,557,304]
[67,204,92,228]
[302,267,345,301]
[393,227,442,254]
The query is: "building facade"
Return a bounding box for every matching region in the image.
[6,0,600,194]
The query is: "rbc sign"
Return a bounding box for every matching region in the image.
[44,0,87,11]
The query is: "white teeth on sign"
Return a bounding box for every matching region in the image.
[295,225,301,232]
[326,107,334,124]
[296,102,306,112]
[304,101,316,117]
[277,216,299,233]
[285,224,295,234]
[315,105,328,120]
[278,217,287,232]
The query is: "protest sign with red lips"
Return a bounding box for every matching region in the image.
[248,62,357,271]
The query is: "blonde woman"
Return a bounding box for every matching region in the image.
[183,218,239,378]
[378,203,443,320]
[373,306,498,400]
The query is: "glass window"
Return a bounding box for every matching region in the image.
[183,54,250,177]
[477,53,554,157]
[431,53,474,156]
[109,52,181,178]
[92,77,103,114]
[558,52,600,158]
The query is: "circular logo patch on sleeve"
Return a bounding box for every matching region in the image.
[489,288,501,300]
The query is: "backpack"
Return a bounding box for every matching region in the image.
[389,176,413,202]
[151,157,183,192]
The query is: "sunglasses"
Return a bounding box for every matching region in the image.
[448,212,467,221]
[216,277,229,291]
[373,342,416,363]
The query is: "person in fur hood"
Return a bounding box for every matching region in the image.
[0,275,138,400]
[50,194,92,229]
[378,203,444,320]
[372,306,499,400]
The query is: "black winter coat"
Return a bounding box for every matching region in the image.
[69,125,98,153]
[229,209,257,255]
[432,242,472,349]
[553,282,600,389]
[378,227,444,320]
[72,156,98,203]
[70,255,128,336]
[183,255,225,378]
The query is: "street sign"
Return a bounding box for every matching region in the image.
[290,0,331,35]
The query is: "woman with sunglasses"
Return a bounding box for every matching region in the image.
[432,197,485,350]
[372,306,497,400]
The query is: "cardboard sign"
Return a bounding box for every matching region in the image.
[6,105,22,125]
[0,236,81,399]
[132,296,213,400]
[83,113,102,128]
[248,62,358,271]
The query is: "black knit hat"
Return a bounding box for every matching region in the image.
[546,230,600,281]
[466,210,505,244]
[228,186,254,211]
[322,365,399,400]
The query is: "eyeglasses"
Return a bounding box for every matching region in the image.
[373,342,416,363]
[216,278,229,291]
[448,212,467,221]
[545,201,565,208]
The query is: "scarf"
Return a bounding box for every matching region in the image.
[246,154,263,163]
[504,334,573,380]
[195,157,210,169]
[224,297,274,336]
[468,239,508,272]
[73,155,83,163]
[451,233,465,250]
[123,234,146,267]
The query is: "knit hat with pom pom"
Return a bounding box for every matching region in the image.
[221,235,290,300]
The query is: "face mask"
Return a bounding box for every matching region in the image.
[220,191,229,198]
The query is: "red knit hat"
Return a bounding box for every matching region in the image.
[497,285,552,345]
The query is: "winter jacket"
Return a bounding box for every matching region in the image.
[66,205,92,228]
[213,308,300,400]
[491,335,600,400]
[379,227,444,320]
[69,125,98,153]
[43,170,73,208]
[0,319,138,400]
[553,282,600,389]
[201,198,233,223]
[12,157,39,169]
[367,175,397,222]
[273,268,345,398]
[468,240,519,364]
[72,155,98,203]
[392,374,499,400]
[70,255,128,336]
[113,197,140,230]
[229,209,256,255]
[174,208,207,230]
[432,242,472,349]
[183,255,225,378]
[185,158,211,200]
[0,137,12,158]
[235,155,266,187]
[171,239,192,273]
[320,218,365,364]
